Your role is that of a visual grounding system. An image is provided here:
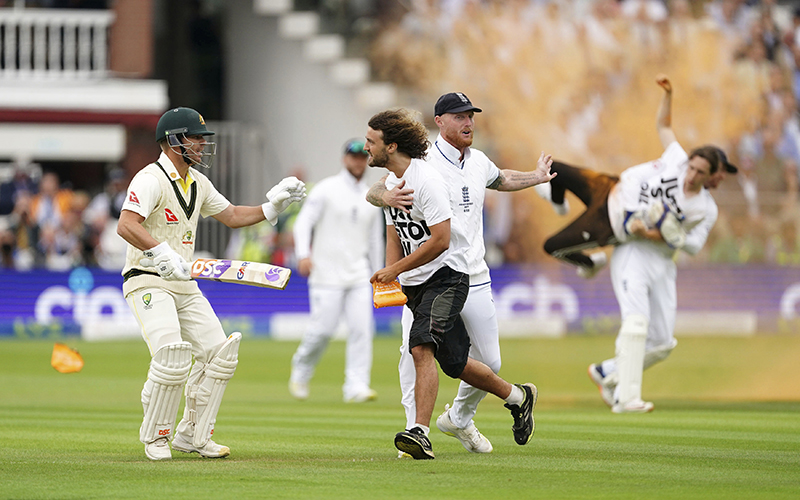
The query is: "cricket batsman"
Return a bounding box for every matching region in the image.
[117,107,306,460]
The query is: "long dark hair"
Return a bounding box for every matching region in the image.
[368,109,430,160]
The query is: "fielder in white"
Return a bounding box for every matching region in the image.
[367,93,555,454]
[117,107,306,460]
[289,139,384,403]
[536,76,737,413]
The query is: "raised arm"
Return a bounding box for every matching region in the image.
[488,152,556,191]
[655,74,677,149]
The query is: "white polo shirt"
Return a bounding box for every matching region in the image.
[608,142,718,256]
[427,134,500,285]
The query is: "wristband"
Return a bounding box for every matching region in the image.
[261,202,279,226]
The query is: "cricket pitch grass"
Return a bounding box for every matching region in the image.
[2,335,799,499]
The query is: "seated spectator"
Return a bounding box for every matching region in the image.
[30,171,73,232]
[0,191,41,270]
[84,168,129,270]
[39,192,91,271]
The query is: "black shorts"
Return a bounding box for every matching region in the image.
[402,265,470,378]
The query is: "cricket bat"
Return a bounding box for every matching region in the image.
[190,258,292,290]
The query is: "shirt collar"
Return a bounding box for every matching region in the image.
[157,152,194,190]
[434,133,471,169]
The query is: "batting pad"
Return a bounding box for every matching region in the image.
[373,281,407,308]
[185,332,241,448]
[140,342,192,444]
[615,314,648,406]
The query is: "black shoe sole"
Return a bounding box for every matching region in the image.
[394,434,434,460]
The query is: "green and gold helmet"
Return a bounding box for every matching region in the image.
[156,107,217,168]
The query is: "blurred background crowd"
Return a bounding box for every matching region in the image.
[1,0,800,271]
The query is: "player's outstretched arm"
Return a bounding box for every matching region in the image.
[488,151,556,191]
[214,176,307,228]
[656,74,677,148]
[366,175,413,213]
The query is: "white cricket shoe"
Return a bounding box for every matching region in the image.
[144,437,172,461]
[587,363,615,407]
[533,182,570,216]
[576,252,607,279]
[436,404,493,453]
[612,399,654,414]
[344,388,378,403]
[172,433,231,458]
[397,450,412,459]
[289,380,309,400]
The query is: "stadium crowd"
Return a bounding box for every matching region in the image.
[2,0,800,270]
[0,166,127,271]
[369,0,800,265]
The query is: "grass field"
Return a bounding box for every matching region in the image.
[2,335,799,499]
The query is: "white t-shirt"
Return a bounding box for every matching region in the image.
[608,142,718,256]
[383,158,470,286]
[427,135,500,285]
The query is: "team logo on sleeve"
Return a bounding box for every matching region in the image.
[164,208,179,225]
[128,191,140,205]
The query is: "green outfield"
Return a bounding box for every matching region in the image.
[2,335,799,499]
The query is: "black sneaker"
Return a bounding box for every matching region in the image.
[504,383,538,445]
[394,427,435,460]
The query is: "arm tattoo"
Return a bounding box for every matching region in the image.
[366,181,388,207]
[487,172,504,190]
[490,170,543,190]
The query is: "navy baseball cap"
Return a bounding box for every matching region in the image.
[434,92,482,116]
[343,139,368,156]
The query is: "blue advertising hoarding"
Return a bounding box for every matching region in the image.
[2,264,800,339]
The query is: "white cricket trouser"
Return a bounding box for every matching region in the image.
[602,241,677,384]
[126,287,227,364]
[290,284,374,399]
[399,282,501,429]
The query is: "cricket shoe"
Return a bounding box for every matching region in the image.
[436,404,493,453]
[576,252,607,279]
[587,363,614,407]
[504,383,538,445]
[144,437,171,461]
[289,380,309,400]
[397,450,412,459]
[394,427,435,460]
[172,433,231,458]
[612,399,654,414]
[533,182,570,216]
[344,388,378,403]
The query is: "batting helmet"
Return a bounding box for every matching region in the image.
[156,107,216,168]
[155,107,215,143]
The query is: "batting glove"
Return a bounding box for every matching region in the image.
[623,209,647,237]
[658,211,687,249]
[262,176,307,225]
[646,201,686,249]
[140,242,192,281]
